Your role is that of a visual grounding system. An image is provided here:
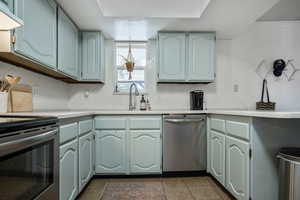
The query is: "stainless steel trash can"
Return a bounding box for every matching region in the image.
[278,148,300,200]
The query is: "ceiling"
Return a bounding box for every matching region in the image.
[258,0,300,21]
[57,0,280,40]
[97,0,211,18]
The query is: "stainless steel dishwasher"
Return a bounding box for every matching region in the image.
[163,115,206,172]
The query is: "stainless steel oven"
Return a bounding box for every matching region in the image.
[0,123,59,200]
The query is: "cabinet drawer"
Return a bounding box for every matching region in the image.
[129,117,161,130]
[95,117,126,130]
[210,118,225,133]
[60,123,78,144]
[79,120,93,135]
[226,120,249,140]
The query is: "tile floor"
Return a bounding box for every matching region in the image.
[78,176,235,200]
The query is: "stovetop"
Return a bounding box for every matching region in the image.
[0,116,58,134]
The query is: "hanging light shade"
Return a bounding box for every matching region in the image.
[0,1,23,30]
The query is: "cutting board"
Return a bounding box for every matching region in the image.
[8,84,33,112]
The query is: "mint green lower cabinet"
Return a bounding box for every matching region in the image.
[226,136,250,200]
[79,132,94,192]
[130,130,162,174]
[210,130,225,186]
[60,139,78,200]
[95,130,127,174]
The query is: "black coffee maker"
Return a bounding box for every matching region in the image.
[190,90,204,110]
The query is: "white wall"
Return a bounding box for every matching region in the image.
[68,21,300,111]
[0,61,69,110]
[67,39,238,110]
[230,21,300,110]
[2,21,300,111]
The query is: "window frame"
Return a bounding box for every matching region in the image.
[113,41,147,95]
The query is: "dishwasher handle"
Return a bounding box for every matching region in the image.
[165,119,205,123]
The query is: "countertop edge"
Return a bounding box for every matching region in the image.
[2,110,300,119]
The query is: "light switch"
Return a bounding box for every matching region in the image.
[233,84,239,92]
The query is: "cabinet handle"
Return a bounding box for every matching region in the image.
[165,119,204,123]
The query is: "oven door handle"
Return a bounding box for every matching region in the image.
[0,129,57,153]
[165,119,204,123]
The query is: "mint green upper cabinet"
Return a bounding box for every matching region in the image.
[14,0,57,69]
[158,32,186,82]
[130,130,162,174]
[187,33,215,82]
[81,31,105,82]
[95,130,127,174]
[58,7,79,78]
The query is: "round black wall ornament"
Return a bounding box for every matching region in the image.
[273,59,286,77]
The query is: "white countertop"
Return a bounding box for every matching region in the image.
[2,109,300,119]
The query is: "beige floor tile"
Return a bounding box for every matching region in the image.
[79,177,235,200]
[183,177,211,187]
[188,186,222,200]
[207,178,235,200]
[162,178,194,200]
[78,179,108,200]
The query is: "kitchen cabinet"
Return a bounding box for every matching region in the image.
[157,32,215,83]
[81,31,105,82]
[58,7,79,78]
[94,116,162,175]
[187,33,215,82]
[158,32,186,82]
[226,136,250,200]
[130,130,161,174]
[14,0,57,69]
[95,130,127,174]
[210,130,226,185]
[208,115,251,200]
[60,139,78,200]
[79,132,94,192]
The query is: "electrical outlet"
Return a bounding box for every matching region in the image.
[233,84,239,93]
[84,91,89,98]
[32,86,39,96]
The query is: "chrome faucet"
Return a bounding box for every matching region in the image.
[129,82,139,111]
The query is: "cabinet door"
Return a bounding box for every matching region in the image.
[58,7,79,78]
[81,32,104,81]
[158,33,186,82]
[226,136,250,200]
[95,130,127,174]
[14,0,57,68]
[60,139,78,200]
[79,132,93,192]
[210,130,225,185]
[130,130,162,174]
[187,33,215,82]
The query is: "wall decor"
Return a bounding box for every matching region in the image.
[256,59,300,81]
[256,79,276,111]
[255,60,271,80]
[121,42,135,80]
[283,60,300,81]
[273,59,286,77]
